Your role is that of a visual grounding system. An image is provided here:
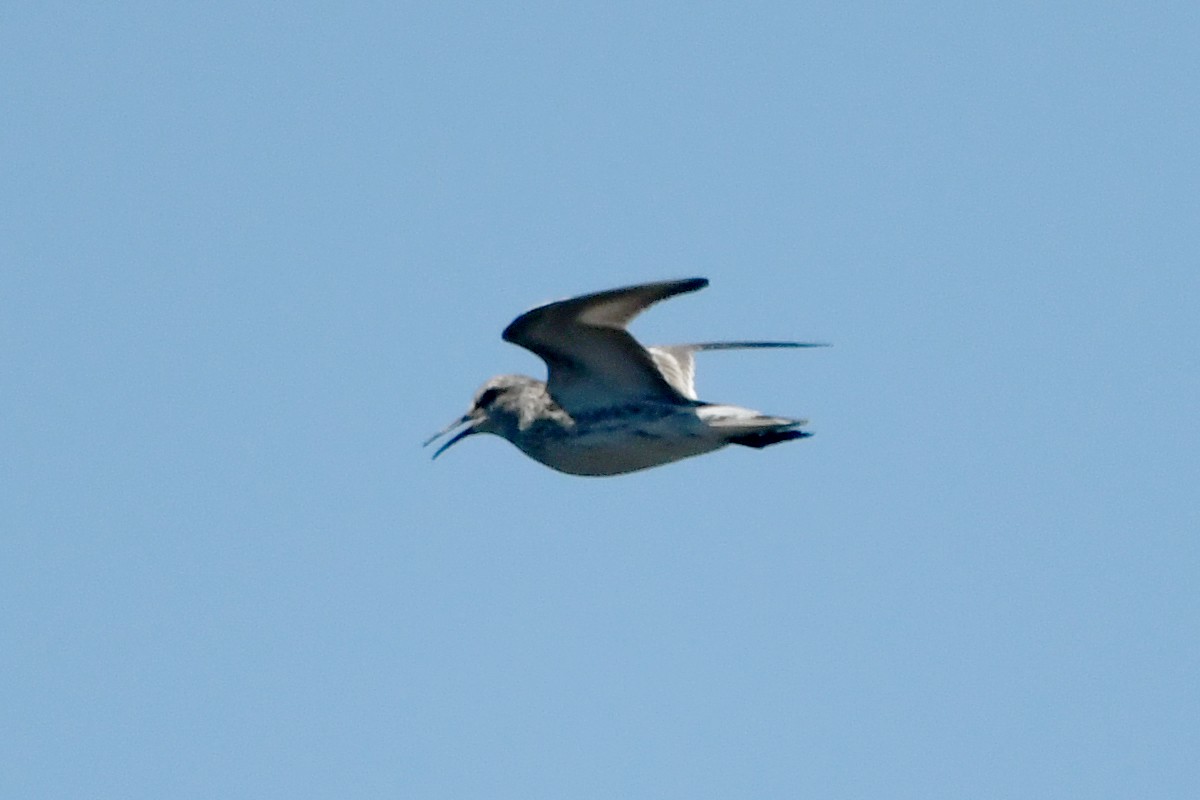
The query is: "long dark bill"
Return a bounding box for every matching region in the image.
[423,414,478,459]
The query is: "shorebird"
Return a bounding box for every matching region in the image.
[424,278,825,476]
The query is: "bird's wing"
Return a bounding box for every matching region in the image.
[502,278,707,413]
[647,342,829,400]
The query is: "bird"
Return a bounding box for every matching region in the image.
[423,278,826,476]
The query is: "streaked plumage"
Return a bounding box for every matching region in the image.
[424,278,825,476]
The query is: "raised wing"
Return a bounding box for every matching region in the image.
[502,278,708,413]
[648,342,829,400]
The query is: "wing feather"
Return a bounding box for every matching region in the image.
[648,341,828,400]
[502,278,708,412]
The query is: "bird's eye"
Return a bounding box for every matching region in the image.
[476,387,502,408]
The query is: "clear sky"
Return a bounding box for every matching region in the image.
[3,3,1197,798]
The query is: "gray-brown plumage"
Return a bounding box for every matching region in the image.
[424,278,826,476]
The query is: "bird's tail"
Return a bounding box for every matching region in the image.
[725,428,813,448]
[698,405,812,448]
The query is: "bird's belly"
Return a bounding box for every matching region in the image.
[522,420,725,476]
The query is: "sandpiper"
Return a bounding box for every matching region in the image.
[424,278,825,476]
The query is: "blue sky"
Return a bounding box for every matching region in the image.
[3,3,1197,798]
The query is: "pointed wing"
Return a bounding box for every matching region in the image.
[502,278,708,413]
[647,341,829,400]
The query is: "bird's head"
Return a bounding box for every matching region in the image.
[423,375,540,459]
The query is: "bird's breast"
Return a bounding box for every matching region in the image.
[513,408,724,476]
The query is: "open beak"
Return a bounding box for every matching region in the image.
[423,414,480,459]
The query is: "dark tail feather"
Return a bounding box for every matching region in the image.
[727,429,813,449]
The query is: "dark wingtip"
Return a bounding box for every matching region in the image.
[501,277,710,344]
[727,429,813,449]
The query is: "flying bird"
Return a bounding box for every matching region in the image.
[424,278,825,476]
